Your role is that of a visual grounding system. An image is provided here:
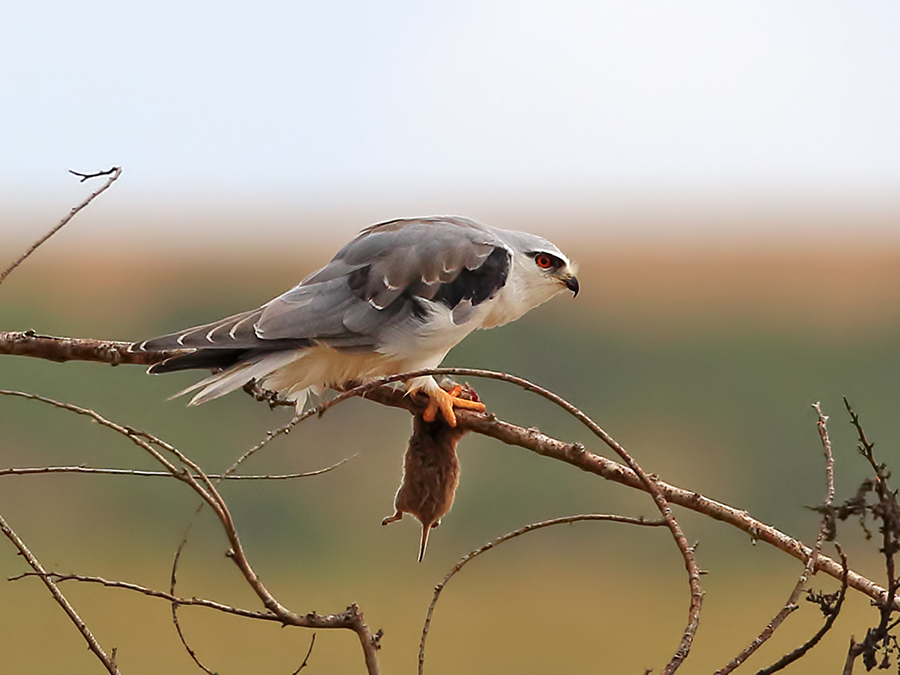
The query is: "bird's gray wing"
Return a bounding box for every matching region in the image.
[135,216,511,372]
[257,216,510,342]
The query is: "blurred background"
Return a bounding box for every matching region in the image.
[2,2,900,672]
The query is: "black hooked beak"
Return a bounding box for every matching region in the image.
[564,275,579,297]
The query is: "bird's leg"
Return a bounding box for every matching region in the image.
[422,384,486,427]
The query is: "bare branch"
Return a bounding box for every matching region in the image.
[8,571,359,675]
[7,339,900,670]
[161,399,342,672]
[293,634,316,674]
[715,402,838,674]
[0,167,122,285]
[418,514,667,675]
[362,375,891,611]
[755,545,850,675]
[843,637,859,675]
[170,516,217,675]
[840,398,900,671]
[318,368,704,673]
[9,571,277,621]
[0,458,355,480]
[0,512,120,674]
[0,388,383,674]
[69,167,120,182]
[0,331,177,365]
[223,405,320,477]
[0,354,894,608]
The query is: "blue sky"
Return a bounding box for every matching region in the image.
[2,2,898,240]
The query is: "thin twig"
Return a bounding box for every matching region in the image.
[418,514,667,675]
[159,395,328,672]
[170,515,217,675]
[223,406,319,477]
[0,167,122,285]
[69,168,120,182]
[843,637,859,675]
[318,367,702,673]
[0,512,120,674]
[0,389,224,513]
[715,402,838,674]
[8,571,277,621]
[293,634,316,675]
[162,402,323,670]
[1,388,382,675]
[357,380,898,609]
[0,458,354,480]
[0,363,894,609]
[755,545,850,675]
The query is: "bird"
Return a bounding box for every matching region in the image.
[132,215,579,425]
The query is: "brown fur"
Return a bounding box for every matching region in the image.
[382,414,468,561]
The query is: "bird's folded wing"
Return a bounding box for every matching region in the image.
[134,217,510,369]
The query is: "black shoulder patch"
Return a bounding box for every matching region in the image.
[347,265,371,299]
[433,246,510,310]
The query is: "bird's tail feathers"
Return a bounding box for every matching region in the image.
[170,351,303,407]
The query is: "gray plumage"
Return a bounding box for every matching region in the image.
[132,216,578,413]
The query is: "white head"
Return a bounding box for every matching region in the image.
[483,229,579,327]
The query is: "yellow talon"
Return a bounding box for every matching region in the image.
[422,384,486,426]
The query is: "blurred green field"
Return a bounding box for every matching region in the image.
[3,235,900,673]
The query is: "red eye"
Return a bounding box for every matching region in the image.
[535,254,554,269]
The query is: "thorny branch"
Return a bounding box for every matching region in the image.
[838,399,900,672]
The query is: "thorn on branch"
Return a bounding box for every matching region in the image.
[567,442,586,457]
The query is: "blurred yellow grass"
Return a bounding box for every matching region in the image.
[7,236,900,338]
[3,231,900,673]
[588,242,900,339]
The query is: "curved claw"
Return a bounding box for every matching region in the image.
[422,384,486,426]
